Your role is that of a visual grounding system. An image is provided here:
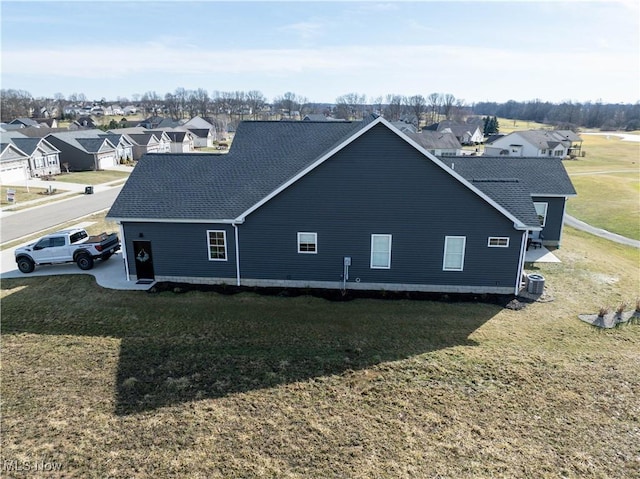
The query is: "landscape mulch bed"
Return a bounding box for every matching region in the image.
[149,281,537,309]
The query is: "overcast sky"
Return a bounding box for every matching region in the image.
[2,0,638,104]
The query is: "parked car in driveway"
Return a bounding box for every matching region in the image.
[15,228,120,273]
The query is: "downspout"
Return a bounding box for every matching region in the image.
[515,230,527,295]
[119,223,130,281]
[558,197,568,248]
[233,222,241,286]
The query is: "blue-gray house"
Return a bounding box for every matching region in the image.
[107,115,575,294]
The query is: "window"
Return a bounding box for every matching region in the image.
[554,150,564,157]
[488,237,510,248]
[207,230,227,261]
[443,236,466,271]
[370,234,392,269]
[540,149,546,155]
[533,202,548,227]
[297,232,317,253]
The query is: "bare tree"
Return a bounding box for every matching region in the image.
[164,92,180,120]
[335,92,367,120]
[384,94,404,121]
[246,90,266,119]
[0,89,33,121]
[442,93,456,120]
[426,92,441,125]
[273,92,307,118]
[405,94,427,129]
[141,91,161,115]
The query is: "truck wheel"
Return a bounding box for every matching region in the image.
[76,253,94,270]
[17,257,35,273]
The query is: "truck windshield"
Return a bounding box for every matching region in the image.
[69,231,88,244]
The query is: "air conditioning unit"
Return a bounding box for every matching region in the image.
[527,274,545,294]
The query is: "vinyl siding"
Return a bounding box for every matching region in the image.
[119,124,526,292]
[122,222,237,279]
[238,124,522,290]
[533,195,566,245]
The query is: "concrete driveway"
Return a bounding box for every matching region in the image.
[1,246,152,291]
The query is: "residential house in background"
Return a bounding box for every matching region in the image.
[483,130,582,158]
[98,133,135,162]
[0,142,30,184]
[108,116,575,294]
[45,131,118,171]
[8,118,40,128]
[164,130,195,153]
[1,132,61,177]
[406,130,462,156]
[182,116,217,147]
[70,116,97,129]
[425,120,484,145]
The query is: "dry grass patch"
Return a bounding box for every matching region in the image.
[1,228,639,478]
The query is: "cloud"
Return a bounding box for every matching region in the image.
[278,21,325,40]
[2,42,637,102]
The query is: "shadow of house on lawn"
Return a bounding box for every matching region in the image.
[1,276,502,416]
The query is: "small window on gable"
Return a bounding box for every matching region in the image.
[533,202,548,227]
[370,234,392,269]
[488,237,509,248]
[443,236,466,271]
[207,230,227,261]
[297,232,317,253]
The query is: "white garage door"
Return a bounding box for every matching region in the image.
[0,164,28,184]
[98,155,116,169]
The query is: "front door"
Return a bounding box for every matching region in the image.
[133,240,154,280]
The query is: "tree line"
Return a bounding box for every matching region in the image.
[474,99,640,131]
[2,87,638,131]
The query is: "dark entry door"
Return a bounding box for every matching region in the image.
[133,240,154,280]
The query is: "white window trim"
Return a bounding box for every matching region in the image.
[370,234,392,269]
[488,237,510,248]
[534,202,548,227]
[206,229,228,261]
[297,232,318,254]
[443,236,466,271]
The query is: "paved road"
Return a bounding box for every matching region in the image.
[564,214,640,248]
[0,186,122,244]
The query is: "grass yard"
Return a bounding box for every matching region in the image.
[1,227,638,478]
[0,185,69,206]
[55,170,130,185]
[563,134,640,240]
[495,118,550,134]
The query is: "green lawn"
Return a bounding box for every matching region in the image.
[563,134,640,240]
[55,170,131,184]
[1,185,69,206]
[1,227,638,478]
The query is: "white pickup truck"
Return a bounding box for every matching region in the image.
[15,228,120,274]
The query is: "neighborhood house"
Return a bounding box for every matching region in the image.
[108,115,576,294]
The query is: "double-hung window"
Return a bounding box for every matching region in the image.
[443,236,466,271]
[297,232,317,253]
[370,234,392,269]
[207,230,227,261]
[533,202,548,227]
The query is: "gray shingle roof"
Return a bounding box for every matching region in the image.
[108,116,567,230]
[46,131,115,154]
[441,156,577,196]
[108,119,368,221]
[406,130,461,150]
[470,179,540,227]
